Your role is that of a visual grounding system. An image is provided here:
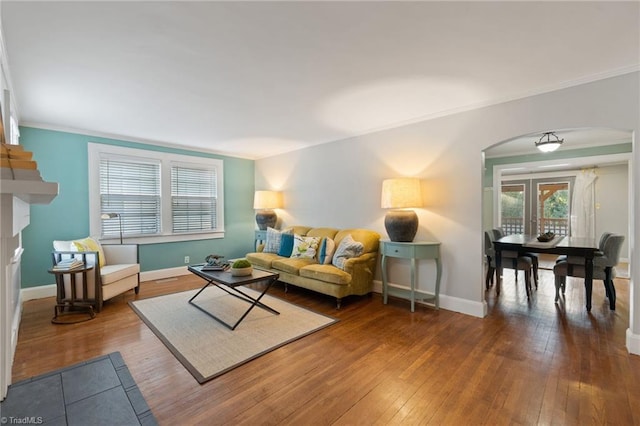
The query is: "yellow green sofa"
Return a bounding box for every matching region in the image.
[246,226,380,308]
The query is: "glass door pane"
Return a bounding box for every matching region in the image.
[535,181,571,236]
[500,182,526,235]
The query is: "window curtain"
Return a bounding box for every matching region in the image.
[570,169,597,238]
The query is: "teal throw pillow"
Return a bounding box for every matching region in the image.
[264,227,291,254]
[318,237,336,264]
[278,233,295,257]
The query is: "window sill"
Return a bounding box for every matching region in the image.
[99,231,224,245]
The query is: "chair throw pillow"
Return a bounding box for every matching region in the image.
[332,234,364,270]
[263,227,291,254]
[317,237,336,265]
[72,237,106,267]
[278,233,295,257]
[290,234,320,259]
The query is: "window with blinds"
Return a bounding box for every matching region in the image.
[171,165,217,233]
[89,143,225,244]
[100,157,161,238]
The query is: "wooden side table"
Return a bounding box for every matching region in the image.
[255,229,267,250]
[380,240,442,312]
[48,265,96,324]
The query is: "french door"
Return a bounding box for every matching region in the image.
[500,177,573,236]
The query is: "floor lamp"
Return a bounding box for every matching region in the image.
[101,213,123,244]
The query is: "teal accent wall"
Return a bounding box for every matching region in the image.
[483,142,632,187]
[19,126,256,288]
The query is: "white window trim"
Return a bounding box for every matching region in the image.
[88,143,225,244]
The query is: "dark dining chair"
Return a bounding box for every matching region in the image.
[553,234,625,310]
[485,231,534,297]
[493,228,539,288]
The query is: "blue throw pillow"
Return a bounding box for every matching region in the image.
[278,233,294,257]
[318,237,336,264]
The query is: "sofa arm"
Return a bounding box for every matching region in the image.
[342,252,378,294]
[102,244,139,265]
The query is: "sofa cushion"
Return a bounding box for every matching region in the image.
[332,234,364,270]
[272,257,316,275]
[334,229,380,254]
[101,263,140,285]
[307,228,339,239]
[299,264,352,285]
[246,252,282,269]
[290,235,320,259]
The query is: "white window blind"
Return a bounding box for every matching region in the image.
[171,165,217,233]
[100,157,161,238]
[89,143,225,244]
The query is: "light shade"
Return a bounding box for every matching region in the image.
[253,190,283,230]
[535,132,563,153]
[253,191,283,210]
[381,178,422,242]
[381,178,422,209]
[100,212,123,244]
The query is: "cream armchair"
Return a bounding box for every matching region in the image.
[52,239,140,312]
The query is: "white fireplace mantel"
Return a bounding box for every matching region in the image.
[1,178,59,401]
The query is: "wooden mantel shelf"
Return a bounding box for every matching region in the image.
[0,178,59,204]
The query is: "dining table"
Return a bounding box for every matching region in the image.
[493,234,600,311]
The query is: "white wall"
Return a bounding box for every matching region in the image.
[256,72,640,352]
[595,163,630,259]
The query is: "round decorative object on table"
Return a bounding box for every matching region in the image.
[537,232,555,242]
[230,266,253,276]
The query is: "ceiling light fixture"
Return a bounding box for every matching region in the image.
[535,131,564,153]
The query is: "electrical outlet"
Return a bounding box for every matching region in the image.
[184,256,190,264]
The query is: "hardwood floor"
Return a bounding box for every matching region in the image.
[12,269,640,425]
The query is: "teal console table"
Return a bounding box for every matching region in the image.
[380,240,442,312]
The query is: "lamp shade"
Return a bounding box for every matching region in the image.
[253,190,283,210]
[253,190,283,230]
[381,178,422,209]
[535,132,563,153]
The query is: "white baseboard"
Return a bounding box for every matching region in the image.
[22,284,56,301]
[626,328,640,355]
[372,280,486,318]
[140,266,190,282]
[20,267,191,302]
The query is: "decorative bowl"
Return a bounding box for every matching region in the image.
[537,232,555,242]
[230,266,253,277]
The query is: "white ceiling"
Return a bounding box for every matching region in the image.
[2,1,639,160]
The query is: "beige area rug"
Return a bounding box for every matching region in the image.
[129,286,337,383]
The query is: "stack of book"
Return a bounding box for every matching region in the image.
[1,143,43,181]
[53,258,85,271]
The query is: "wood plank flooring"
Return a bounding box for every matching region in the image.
[12,268,640,425]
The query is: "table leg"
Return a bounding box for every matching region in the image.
[410,258,416,312]
[584,257,593,312]
[381,254,389,305]
[189,276,280,330]
[434,257,442,309]
[495,250,502,295]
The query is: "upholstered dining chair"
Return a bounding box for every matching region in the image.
[553,234,625,310]
[492,228,539,289]
[52,237,140,312]
[485,231,534,297]
[555,231,612,265]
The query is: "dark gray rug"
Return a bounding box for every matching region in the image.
[1,352,156,426]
